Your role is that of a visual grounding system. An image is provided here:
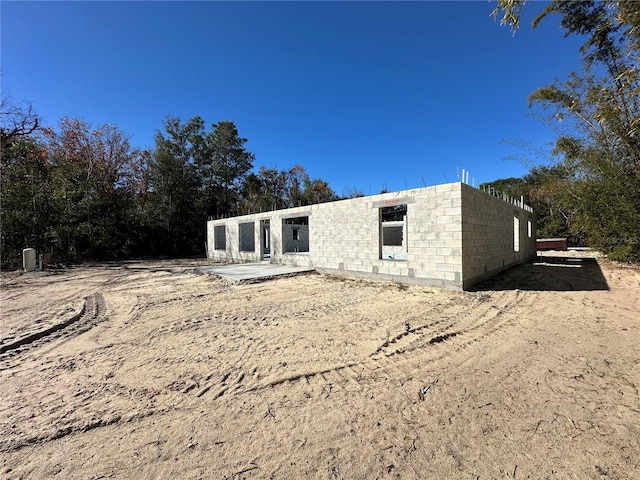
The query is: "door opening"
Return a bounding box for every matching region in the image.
[261,220,271,261]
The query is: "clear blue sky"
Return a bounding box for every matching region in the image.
[2,1,584,196]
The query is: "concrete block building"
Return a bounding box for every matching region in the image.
[206,182,536,290]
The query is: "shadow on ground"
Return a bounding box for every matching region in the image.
[471,255,609,292]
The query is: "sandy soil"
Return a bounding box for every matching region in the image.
[1,252,639,479]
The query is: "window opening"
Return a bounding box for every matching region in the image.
[380,204,408,260]
[214,225,226,251]
[283,216,309,253]
[514,216,520,252]
[527,220,532,238]
[239,222,255,252]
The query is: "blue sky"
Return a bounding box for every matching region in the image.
[2,1,585,196]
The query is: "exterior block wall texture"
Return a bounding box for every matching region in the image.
[460,183,536,289]
[206,182,537,290]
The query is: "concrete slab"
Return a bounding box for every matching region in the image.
[197,262,314,282]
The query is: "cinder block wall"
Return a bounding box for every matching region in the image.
[207,207,315,267]
[297,184,463,288]
[405,183,463,288]
[460,183,536,289]
[207,183,465,289]
[206,182,535,290]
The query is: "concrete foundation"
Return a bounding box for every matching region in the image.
[207,182,536,290]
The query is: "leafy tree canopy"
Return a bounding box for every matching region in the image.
[491,0,640,261]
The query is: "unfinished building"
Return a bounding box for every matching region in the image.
[206,182,536,290]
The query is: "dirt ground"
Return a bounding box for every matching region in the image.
[1,251,639,479]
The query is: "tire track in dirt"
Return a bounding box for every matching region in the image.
[376,289,530,358]
[0,276,531,454]
[140,278,380,402]
[185,282,458,400]
[0,393,173,453]
[0,293,107,369]
[361,290,535,382]
[188,289,531,401]
[0,269,132,352]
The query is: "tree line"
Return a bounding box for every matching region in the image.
[488,0,639,262]
[0,108,337,268]
[3,1,639,266]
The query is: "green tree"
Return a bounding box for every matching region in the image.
[146,116,205,256]
[1,106,146,267]
[482,165,576,242]
[147,116,256,255]
[1,97,46,267]
[493,0,640,260]
[239,164,337,214]
[302,177,338,205]
[0,135,54,268]
[244,166,290,212]
[42,118,147,261]
[204,121,255,215]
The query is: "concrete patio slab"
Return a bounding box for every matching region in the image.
[197,262,314,282]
